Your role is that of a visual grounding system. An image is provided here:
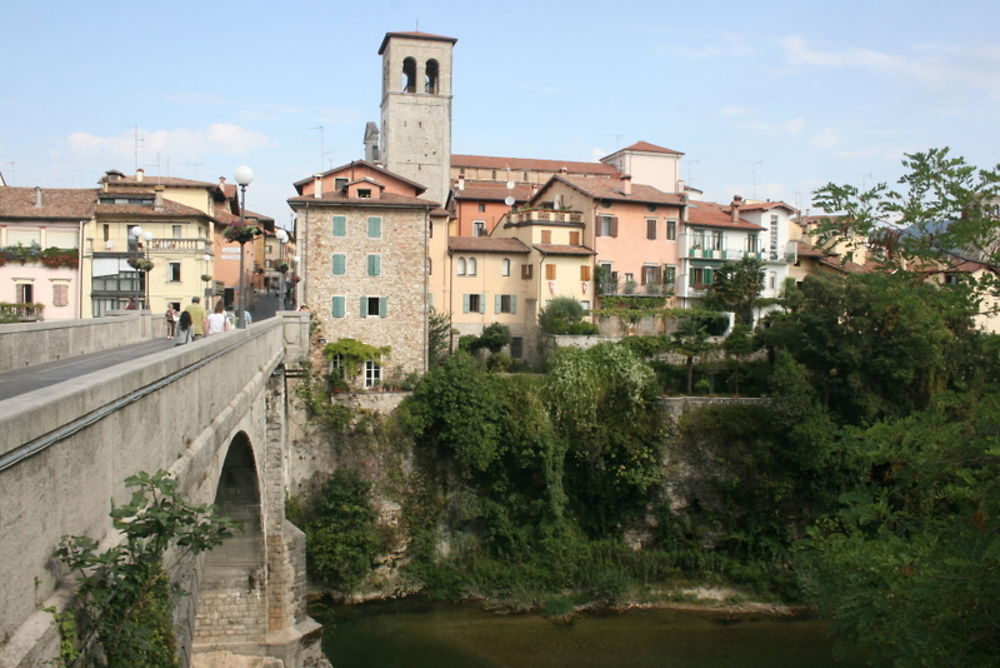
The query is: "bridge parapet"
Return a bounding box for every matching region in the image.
[0,311,155,373]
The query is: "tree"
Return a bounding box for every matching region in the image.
[813,148,1000,301]
[797,390,1000,666]
[671,316,717,394]
[539,297,593,334]
[473,322,513,354]
[707,256,765,325]
[428,307,456,366]
[303,469,380,590]
[51,470,238,667]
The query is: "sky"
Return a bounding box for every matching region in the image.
[2,0,998,228]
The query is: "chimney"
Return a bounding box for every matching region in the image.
[154,185,165,212]
[218,176,227,187]
[730,195,743,223]
[621,174,632,196]
[313,174,323,198]
[136,168,144,182]
[34,186,42,208]
[458,175,465,190]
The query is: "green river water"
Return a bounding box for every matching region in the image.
[319,597,863,667]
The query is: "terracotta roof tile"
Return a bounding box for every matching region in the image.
[287,191,437,208]
[0,187,96,219]
[93,199,209,218]
[686,200,765,231]
[452,154,620,177]
[533,243,596,256]
[449,237,530,254]
[733,200,799,214]
[99,173,219,189]
[292,160,427,195]
[618,140,684,155]
[454,180,534,202]
[549,174,685,207]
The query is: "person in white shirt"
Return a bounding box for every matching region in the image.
[206,301,231,335]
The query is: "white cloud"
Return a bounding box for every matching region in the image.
[66,123,273,161]
[810,127,843,149]
[777,34,1000,101]
[720,106,752,116]
[590,147,608,161]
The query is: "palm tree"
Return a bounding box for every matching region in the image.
[708,256,765,325]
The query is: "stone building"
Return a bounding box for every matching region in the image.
[288,160,445,385]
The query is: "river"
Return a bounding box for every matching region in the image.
[318,597,863,667]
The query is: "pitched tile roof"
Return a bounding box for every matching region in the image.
[448,237,530,254]
[686,200,765,231]
[287,191,438,209]
[0,187,96,219]
[546,174,686,207]
[292,160,427,195]
[733,200,798,214]
[94,199,209,218]
[533,243,596,256]
[379,31,457,54]
[618,141,684,155]
[452,154,620,177]
[454,180,535,202]
[99,173,220,189]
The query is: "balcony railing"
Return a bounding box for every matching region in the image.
[0,302,44,322]
[89,238,212,253]
[598,280,673,297]
[508,209,584,224]
[686,248,765,261]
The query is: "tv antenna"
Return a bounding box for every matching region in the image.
[743,160,763,199]
[131,125,144,172]
[605,134,625,149]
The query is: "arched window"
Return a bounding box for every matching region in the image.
[402,57,417,93]
[501,258,511,276]
[425,59,439,94]
[457,257,466,275]
[468,257,477,276]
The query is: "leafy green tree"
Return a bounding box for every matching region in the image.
[51,470,239,667]
[797,390,1000,666]
[538,297,588,334]
[671,316,718,394]
[475,322,512,353]
[304,468,380,590]
[706,256,765,325]
[428,307,457,366]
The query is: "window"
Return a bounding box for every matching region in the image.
[367,254,381,276]
[545,264,556,280]
[944,273,960,285]
[172,225,182,239]
[521,264,533,279]
[501,258,511,276]
[358,189,372,198]
[477,203,486,213]
[496,294,517,314]
[53,283,69,307]
[467,257,477,276]
[769,214,780,259]
[426,257,432,275]
[359,296,387,317]
[332,253,346,275]
[473,221,486,237]
[580,300,591,311]
[597,215,617,237]
[331,296,346,318]
[364,360,382,388]
[16,283,33,303]
[569,231,581,246]
[464,293,486,313]
[402,57,417,93]
[710,231,724,251]
[690,229,706,249]
[332,215,346,237]
[769,272,777,290]
[329,353,344,379]
[746,234,758,252]
[642,265,661,285]
[691,266,714,288]
[510,337,523,359]
[335,177,348,191]
[580,265,591,281]
[425,58,439,94]
[664,265,677,285]
[102,224,110,242]
[457,257,466,275]
[541,230,552,244]
[428,220,434,238]
[646,218,657,240]
[168,262,181,282]
[666,219,677,240]
[367,216,382,238]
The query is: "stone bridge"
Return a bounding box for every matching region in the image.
[0,312,324,667]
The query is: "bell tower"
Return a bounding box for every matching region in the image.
[378,31,457,207]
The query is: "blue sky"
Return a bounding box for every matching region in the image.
[2,0,998,226]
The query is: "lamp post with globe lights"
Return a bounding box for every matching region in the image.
[275,228,289,309]
[128,226,154,309]
[232,165,254,328]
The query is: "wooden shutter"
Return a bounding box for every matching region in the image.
[379,297,388,318]
[332,253,346,275]
[478,293,486,314]
[463,294,470,313]
[359,296,367,317]
[545,264,556,280]
[495,294,502,313]
[331,296,345,318]
[367,254,380,276]
[510,295,517,315]
[570,231,580,246]
[646,219,657,240]
[332,216,346,237]
[541,230,552,244]
[367,216,381,238]
[521,264,533,279]
[580,265,591,281]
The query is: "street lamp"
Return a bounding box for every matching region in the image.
[275,228,289,310]
[234,165,254,328]
[128,226,153,309]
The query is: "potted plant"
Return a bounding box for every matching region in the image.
[224,222,261,245]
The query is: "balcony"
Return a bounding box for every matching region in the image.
[598,280,673,297]
[508,209,584,225]
[687,248,765,262]
[89,238,212,253]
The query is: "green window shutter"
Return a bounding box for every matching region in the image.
[689,267,696,286]
[332,253,345,275]
[332,216,346,237]
[367,254,381,276]
[379,297,388,318]
[427,292,434,309]
[360,296,367,317]
[479,293,486,314]
[510,295,517,314]
[705,267,714,284]
[367,216,381,238]
[494,294,502,313]
[331,296,345,318]
[462,294,470,313]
